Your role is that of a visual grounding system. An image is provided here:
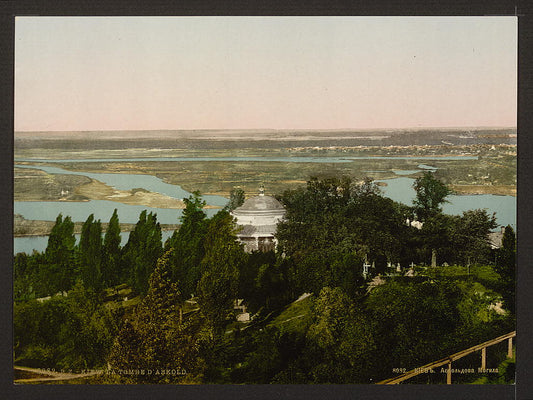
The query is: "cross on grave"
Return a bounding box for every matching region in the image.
[363,263,371,278]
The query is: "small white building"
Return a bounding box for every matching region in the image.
[230,187,286,253]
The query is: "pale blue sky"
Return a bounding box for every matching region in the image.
[15,16,517,131]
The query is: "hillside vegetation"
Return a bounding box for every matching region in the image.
[14,174,516,384]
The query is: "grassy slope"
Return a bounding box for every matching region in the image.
[267,294,315,335]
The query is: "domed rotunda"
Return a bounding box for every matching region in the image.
[230,186,286,253]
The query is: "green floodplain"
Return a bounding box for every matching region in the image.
[15,129,516,202]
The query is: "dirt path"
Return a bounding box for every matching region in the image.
[14,366,102,383]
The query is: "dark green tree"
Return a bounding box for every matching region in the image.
[304,287,369,383]
[56,281,118,370]
[412,171,452,221]
[14,297,70,368]
[418,213,454,267]
[14,282,117,371]
[25,252,48,298]
[494,225,516,313]
[276,177,355,293]
[102,209,122,287]
[330,252,366,295]
[449,209,497,266]
[77,214,103,292]
[364,280,463,380]
[237,250,277,312]
[307,287,353,351]
[345,187,408,267]
[44,214,76,294]
[277,176,407,293]
[197,211,245,335]
[107,319,143,374]
[14,252,34,301]
[235,327,306,384]
[254,260,292,312]
[121,210,163,294]
[411,173,452,266]
[167,193,208,298]
[108,250,205,383]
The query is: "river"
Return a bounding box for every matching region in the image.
[378,177,516,227]
[15,164,228,207]
[14,230,176,255]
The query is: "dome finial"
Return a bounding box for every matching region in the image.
[259,183,265,196]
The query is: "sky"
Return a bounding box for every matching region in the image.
[14,16,517,132]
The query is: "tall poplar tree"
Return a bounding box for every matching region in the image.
[102,209,122,287]
[197,211,245,335]
[78,214,103,292]
[167,193,208,298]
[44,214,76,294]
[109,250,205,383]
[122,210,163,294]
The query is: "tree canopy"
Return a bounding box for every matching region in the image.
[13,175,515,384]
[44,214,76,294]
[277,176,410,293]
[102,209,122,287]
[494,225,516,314]
[121,210,163,294]
[78,214,103,292]
[109,250,205,383]
[197,211,246,335]
[167,193,208,298]
[412,171,452,221]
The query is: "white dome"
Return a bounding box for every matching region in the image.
[230,191,286,252]
[231,195,285,223]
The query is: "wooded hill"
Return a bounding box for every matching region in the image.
[13,173,516,384]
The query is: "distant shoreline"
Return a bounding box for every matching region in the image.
[14,127,517,142]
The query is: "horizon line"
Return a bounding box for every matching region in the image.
[14,126,517,134]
